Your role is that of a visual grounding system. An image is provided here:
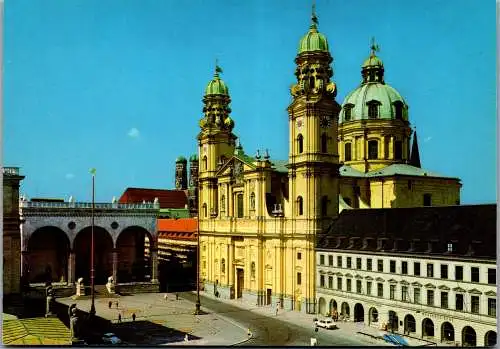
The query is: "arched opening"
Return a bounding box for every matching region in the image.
[485,331,497,347]
[369,307,378,325]
[422,318,435,338]
[321,133,328,153]
[394,101,404,120]
[404,314,416,334]
[344,105,353,121]
[318,297,326,315]
[297,134,304,154]
[354,303,364,322]
[344,143,352,161]
[297,196,303,216]
[341,302,350,318]
[329,299,337,314]
[462,326,476,347]
[116,226,152,283]
[441,322,455,343]
[27,227,70,283]
[368,102,379,119]
[73,226,113,285]
[388,310,398,331]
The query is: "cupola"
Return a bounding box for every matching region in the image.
[298,5,329,54]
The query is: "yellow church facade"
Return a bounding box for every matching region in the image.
[196,9,460,313]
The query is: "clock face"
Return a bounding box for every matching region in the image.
[320,116,331,128]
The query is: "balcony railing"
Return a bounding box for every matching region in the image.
[20,201,160,210]
[3,167,20,176]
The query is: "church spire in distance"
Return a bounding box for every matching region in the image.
[409,129,422,168]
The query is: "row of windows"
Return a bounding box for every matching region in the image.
[319,276,496,317]
[296,133,329,154]
[343,101,404,121]
[318,255,496,284]
[343,140,403,161]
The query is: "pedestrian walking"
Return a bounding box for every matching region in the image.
[164,294,168,301]
[108,301,112,309]
[176,293,179,301]
[275,303,279,316]
[118,313,122,323]
[132,313,136,322]
[115,301,119,309]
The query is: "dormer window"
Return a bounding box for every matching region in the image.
[394,101,404,120]
[344,104,354,121]
[367,101,380,119]
[368,140,379,160]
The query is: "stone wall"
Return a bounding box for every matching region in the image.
[116,281,160,294]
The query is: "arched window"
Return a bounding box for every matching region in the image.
[221,258,225,273]
[394,101,404,120]
[321,133,328,153]
[250,192,255,211]
[368,140,378,160]
[368,102,379,119]
[321,196,328,216]
[344,143,352,162]
[297,134,304,154]
[203,203,207,218]
[251,262,256,279]
[202,156,208,170]
[237,193,244,218]
[220,195,225,212]
[344,104,354,121]
[297,196,304,216]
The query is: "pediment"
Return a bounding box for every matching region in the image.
[327,271,335,275]
[438,285,450,291]
[468,288,482,295]
[411,281,422,287]
[355,274,363,279]
[216,155,255,178]
[376,277,385,282]
[345,273,353,278]
[365,276,373,281]
[485,290,496,297]
[336,272,343,277]
[388,279,398,284]
[319,269,326,274]
[453,286,466,293]
[424,283,436,289]
[400,280,409,285]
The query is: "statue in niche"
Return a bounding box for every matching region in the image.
[45,286,55,317]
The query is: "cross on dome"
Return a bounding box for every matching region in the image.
[370,37,380,56]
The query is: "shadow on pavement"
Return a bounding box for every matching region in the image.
[111,320,201,345]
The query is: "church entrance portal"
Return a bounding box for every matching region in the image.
[236,268,244,298]
[266,288,272,305]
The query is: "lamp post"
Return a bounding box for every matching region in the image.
[89,168,96,317]
[272,204,283,308]
[194,177,201,315]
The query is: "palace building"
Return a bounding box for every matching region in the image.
[197,8,462,313]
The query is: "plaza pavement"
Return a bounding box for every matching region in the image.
[196,290,441,347]
[2,314,71,345]
[58,293,250,346]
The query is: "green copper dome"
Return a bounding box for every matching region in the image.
[176,156,187,163]
[362,54,383,68]
[189,154,198,162]
[298,25,329,54]
[340,83,408,123]
[205,67,229,96]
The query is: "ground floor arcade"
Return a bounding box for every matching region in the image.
[316,293,496,347]
[22,225,159,287]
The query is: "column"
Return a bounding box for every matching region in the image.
[381,136,386,159]
[151,248,158,283]
[228,243,234,292]
[67,250,76,284]
[112,248,118,284]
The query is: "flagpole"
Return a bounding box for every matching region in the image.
[89,169,96,317]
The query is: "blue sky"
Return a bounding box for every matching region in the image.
[4,0,496,204]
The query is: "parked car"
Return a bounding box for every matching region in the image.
[315,318,337,329]
[102,333,122,345]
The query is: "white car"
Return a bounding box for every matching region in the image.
[102,333,122,345]
[315,318,337,329]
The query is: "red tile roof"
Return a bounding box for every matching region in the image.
[157,218,197,233]
[119,187,187,209]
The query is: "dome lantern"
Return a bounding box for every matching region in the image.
[361,37,385,84]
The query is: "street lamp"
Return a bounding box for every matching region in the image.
[272,203,283,308]
[89,168,97,317]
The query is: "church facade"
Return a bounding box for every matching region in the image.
[196,9,461,313]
